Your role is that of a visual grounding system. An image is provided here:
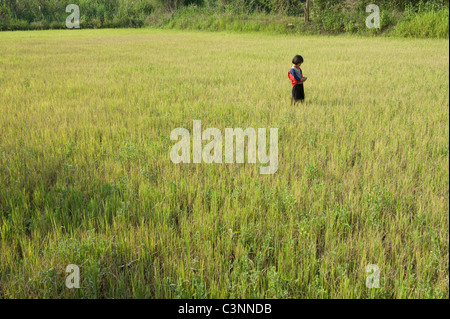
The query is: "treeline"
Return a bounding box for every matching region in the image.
[0,0,448,38]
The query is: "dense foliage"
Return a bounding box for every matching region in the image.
[0,1,448,37]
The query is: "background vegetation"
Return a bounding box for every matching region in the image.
[0,0,448,38]
[0,29,448,298]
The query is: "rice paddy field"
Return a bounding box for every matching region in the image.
[0,29,448,299]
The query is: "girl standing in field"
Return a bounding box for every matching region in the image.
[288,55,307,105]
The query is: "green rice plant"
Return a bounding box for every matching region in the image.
[0,28,448,299]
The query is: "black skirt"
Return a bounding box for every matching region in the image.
[292,83,305,101]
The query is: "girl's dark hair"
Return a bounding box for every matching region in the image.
[292,55,304,65]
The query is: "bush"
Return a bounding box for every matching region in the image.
[344,20,358,33]
[395,7,449,38]
[91,17,102,29]
[10,19,30,30]
[380,10,397,30]
[317,10,346,33]
[30,20,49,30]
[49,21,64,29]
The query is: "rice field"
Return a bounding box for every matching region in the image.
[0,29,448,298]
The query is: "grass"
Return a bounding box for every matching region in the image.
[394,7,449,38]
[0,28,448,299]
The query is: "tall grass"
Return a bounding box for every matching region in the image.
[0,29,448,298]
[395,7,449,38]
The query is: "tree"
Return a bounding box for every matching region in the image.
[305,0,309,22]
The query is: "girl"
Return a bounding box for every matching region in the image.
[288,55,307,105]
